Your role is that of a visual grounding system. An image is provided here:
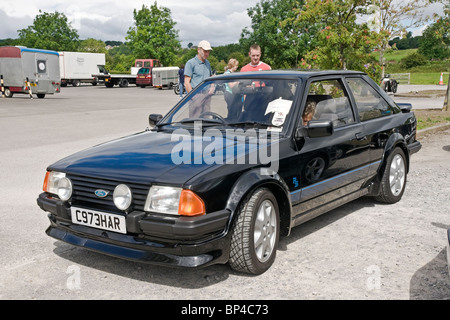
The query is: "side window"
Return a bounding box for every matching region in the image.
[303,79,355,128]
[144,61,151,67]
[347,78,394,121]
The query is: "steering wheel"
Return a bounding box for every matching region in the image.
[199,111,226,123]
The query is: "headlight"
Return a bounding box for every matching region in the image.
[113,184,132,211]
[145,186,181,215]
[43,171,72,201]
[57,177,72,201]
[144,186,205,216]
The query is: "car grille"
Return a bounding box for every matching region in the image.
[67,174,150,212]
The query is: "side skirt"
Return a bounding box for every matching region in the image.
[291,188,369,227]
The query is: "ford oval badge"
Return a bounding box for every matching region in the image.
[95,189,109,198]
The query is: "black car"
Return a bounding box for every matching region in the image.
[37,70,421,274]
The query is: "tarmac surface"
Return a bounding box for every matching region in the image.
[391,84,447,110]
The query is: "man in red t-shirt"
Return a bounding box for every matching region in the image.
[240,44,271,72]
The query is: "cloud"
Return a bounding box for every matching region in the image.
[0,9,33,39]
[0,0,258,47]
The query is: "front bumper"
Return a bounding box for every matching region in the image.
[37,193,232,268]
[136,79,151,86]
[408,140,422,155]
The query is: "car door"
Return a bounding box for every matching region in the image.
[291,77,371,223]
[345,76,400,179]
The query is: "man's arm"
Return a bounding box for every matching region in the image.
[184,75,193,93]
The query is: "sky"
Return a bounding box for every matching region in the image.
[0,0,260,47]
[0,0,445,48]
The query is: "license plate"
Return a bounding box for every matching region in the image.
[139,76,145,78]
[71,207,127,234]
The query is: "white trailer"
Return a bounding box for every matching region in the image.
[152,67,179,89]
[0,46,61,99]
[59,51,106,87]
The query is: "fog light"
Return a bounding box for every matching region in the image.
[114,184,132,210]
[57,177,73,201]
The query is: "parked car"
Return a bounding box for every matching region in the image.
[37,70,421,274]
[136,67,152,88]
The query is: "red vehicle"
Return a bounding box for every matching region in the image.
[135,59,161,88]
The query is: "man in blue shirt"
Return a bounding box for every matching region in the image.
[184,40,213,93]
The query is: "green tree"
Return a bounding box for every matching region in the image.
[126,2,181,66]
[17,10,79,51]
[418,6,450,60]
[240,0,308,68]
[80,38,107,53]
[293,0,381,79]
[371,0,431,78]
[400,52,427,69]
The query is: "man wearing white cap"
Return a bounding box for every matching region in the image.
[184,40,213,93]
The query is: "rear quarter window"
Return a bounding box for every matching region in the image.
[346,78,395,121]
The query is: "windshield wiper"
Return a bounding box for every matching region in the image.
[156,118,224,128]
[226,121,280,128]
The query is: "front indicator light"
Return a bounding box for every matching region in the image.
[178,190,205,216]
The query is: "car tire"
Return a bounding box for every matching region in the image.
[229,187,280,275]
[376,147,407,204]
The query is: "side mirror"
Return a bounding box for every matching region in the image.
[306,120,333,138]
[397,103,412,113]
[149,114,163,127]
[294,127,305,140]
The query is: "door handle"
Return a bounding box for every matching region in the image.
[355,132,367,141]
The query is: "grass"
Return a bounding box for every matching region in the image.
[414,109,450,130]
[410,73,449,85]
[374,48,450,84]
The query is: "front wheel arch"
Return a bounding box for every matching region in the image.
[225,169,292,237]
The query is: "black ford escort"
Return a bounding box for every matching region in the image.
[37,70,421,274]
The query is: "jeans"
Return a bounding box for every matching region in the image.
[179,82,184,97]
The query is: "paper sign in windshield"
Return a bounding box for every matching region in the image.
[265,98,292,126]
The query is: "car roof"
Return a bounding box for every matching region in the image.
[215,69,366,80]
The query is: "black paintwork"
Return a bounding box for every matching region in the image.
[37,70,421,268]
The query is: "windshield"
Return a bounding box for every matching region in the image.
[160,78,299,131]
[138,68,150,74]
